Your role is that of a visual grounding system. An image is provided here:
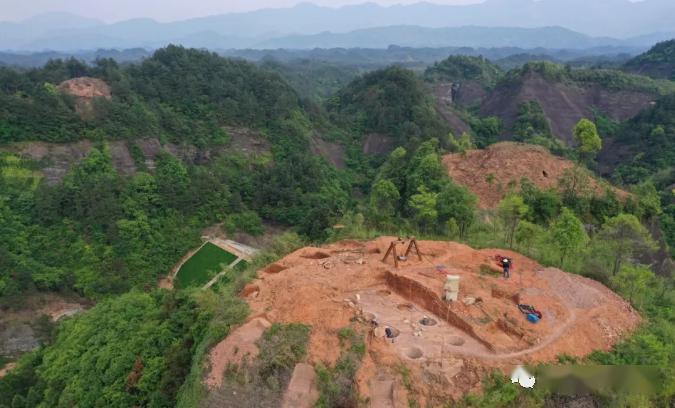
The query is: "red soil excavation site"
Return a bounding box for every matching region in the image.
[206,237,640,406]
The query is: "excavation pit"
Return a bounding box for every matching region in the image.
[301,251,331,260]
[397,303,414,312]
[376,289,392,297]
[406,347,424,359]
[385,327,400,338]
[420,317,437,326]
[241,284,260,297]
[264,263,287,274]
[448,336,465,346]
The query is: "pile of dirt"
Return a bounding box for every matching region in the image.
[480,71,656,144]
[58,77,112,119]
[204,237,641,404]
[442,142,627,209]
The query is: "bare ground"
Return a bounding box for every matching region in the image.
[204,237,640,404]
[443,142,628,209]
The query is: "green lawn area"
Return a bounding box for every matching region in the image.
[175,243,238,288]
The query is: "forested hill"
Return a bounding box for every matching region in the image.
[1,45,674,408]
[0,45,352,302]
[605,93,675,184]
[0,45,301,145]
[424,55,503,88]
[624,39,675,80]
[326,66,448,149]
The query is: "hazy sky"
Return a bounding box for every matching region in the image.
[0,0,484,23]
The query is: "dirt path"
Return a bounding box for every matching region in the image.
[282,363,319,408]
[210,238,257,261]
[202,257,245,290]
[369,376,395,408]
[482,303,577,361]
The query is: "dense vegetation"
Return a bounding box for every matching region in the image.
[0,291,210,407]
[0,46,352,301]
[326,66,448,147]
[0,45,300,145]
[511,100,565,153]
[260,59,362,103]
[624,39,675,80]
[0,45,673,407]
[500,61,675,95]
[605,93,675,254]
[424,55,503,88]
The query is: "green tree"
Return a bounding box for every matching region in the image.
[60,146,120,228]
[436,182,477,238]
[369,179,400,225]
[513,100,552,141]
[515,220,544,254]
[470,116,502,148]
[610,265,655,305]
[375,147,408,191]
[558,167,593,216]
[408,186,439,231]
[520,178,562,224]
[632,182,663,221]
[498,194,529,248]
[549,208,589,267]
[448,132,474,154]
[596,214,658,275]
[155,153,189,207]
[573,118,602,162]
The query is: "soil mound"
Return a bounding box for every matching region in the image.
[205,237,640,404]
[442,142,626,209]
[58,77,112,118]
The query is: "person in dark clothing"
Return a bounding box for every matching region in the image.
[502,257,511,279]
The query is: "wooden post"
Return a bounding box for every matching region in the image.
[382,241,399,268]
[404,238,422,261]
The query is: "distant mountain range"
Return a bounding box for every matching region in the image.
[1,1,675,51]
[256,26,626,50]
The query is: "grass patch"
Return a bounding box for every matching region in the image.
[175,243,237,288]
[398,364,420,408]
[315,326,366,408]
[257,323,311,384]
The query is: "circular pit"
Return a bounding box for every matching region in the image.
[448,336,465,346]
[419,317,437,326]
[405,347,424,359]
